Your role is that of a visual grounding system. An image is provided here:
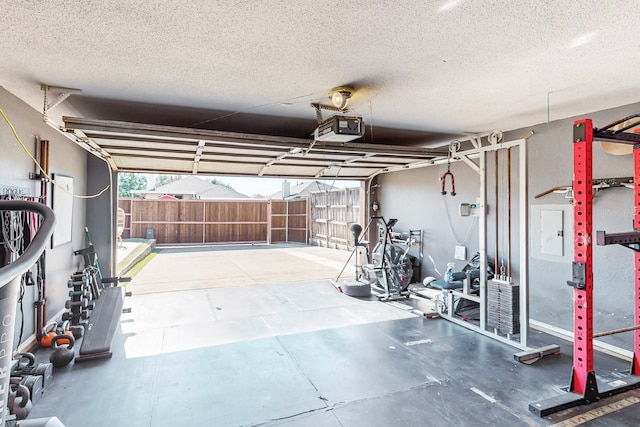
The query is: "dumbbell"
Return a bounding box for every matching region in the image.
[62,311,89,322]
[65,300,94,312]
[65,299,89,309]
[69,324,85,339]
[67,278,87,288]
[13,353,54,388]
[69,288,89,297]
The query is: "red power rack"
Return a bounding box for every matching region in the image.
[530,116,640,417]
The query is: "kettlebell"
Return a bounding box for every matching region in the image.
[40,321,58,347]
[56,320,72,346]
[14,352,36,372]
[49,334,75,367]
[8,378,32,420]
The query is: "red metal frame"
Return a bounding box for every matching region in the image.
[530,118,640,417]
[570,119,640,393]
[570,119,596,397]
[634,145,640,375]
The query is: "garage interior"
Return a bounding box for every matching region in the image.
[2,1,640,426]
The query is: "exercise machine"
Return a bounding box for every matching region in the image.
[355,216,414,300]
[0,200,65,427]
[530,115,640,416]
[70,244,128,362]
[416,253,492,321]
[335,216,416,299]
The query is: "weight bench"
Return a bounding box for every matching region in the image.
[73,243,130,362]
[429,269,481,319]
[429,269,480,291]
[76,286,125,362]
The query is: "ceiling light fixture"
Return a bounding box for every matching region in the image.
[329,87,353,111]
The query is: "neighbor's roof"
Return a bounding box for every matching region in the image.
[198,186,248,199]
[134,175,249,198]
[153,176,217,195]
[269,181,343,199]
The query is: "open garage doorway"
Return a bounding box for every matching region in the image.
[114,173,368,296]
[116,173,364,247]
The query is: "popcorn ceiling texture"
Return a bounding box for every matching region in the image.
[0,0,638,134]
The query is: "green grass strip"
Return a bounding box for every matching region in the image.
[126,249,161,278]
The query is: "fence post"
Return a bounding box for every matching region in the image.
[285,199,289,242]
[306,197,309,244]
[202,200,206,244]
[131,199,136,238]
[267,199,272,244]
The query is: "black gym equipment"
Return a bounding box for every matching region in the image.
[0,200,66,427]
[337,216,415,300]
[10,353,52,403]
[61,236,130,363]
[70,244,128,362]
[15,376,42,407]
[76,286,124,361]
[8,379,31,420]
[49,335,75,368]
[363,217,414,299]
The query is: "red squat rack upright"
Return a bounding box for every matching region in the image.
[530,115,640,417]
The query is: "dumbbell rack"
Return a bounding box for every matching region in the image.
[530,116,640,416]
[62,268,97,326]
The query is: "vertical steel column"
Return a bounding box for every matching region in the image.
[479,150,487,331]
[569,119,597,399]
[633,145,640,375]
[519,142,529,348]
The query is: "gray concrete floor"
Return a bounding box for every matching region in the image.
[26,244,640,426]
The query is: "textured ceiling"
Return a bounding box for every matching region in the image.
[1,1,640,150]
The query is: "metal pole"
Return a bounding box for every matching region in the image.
[494,150,499,272]
[479,151,487,331]
[519,141,529,348]
[593,324,640,339]
[633,145,640,374]
[569,119,596,399]
[507,147,511,277]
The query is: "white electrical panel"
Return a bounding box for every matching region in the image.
[540,209,564,256]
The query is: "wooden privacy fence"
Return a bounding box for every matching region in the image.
[310,187,363,250]
[118,198,308,245]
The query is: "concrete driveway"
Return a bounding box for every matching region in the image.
[126,243,358,294]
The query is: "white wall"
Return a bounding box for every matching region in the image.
[0,87,89,346]
[509,102,638,350]
[374,159,482,279]
[375,100,640,351]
